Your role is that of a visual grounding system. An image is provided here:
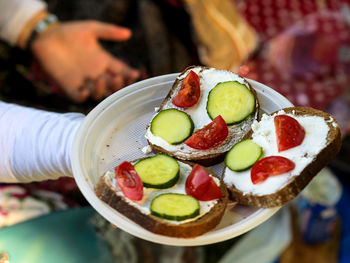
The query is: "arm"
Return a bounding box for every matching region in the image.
[0,0,140,102]
[0,101,84,183]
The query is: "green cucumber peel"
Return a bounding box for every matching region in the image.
[150,193,200,221]
[150,109,194,145]
[225,139,262,171]
[134,154,180,189]
[207,81,256,125]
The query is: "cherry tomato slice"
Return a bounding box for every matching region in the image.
[185,164,223,201]
[172,70,201,108]
[274,115,305,152]
[185,115,228,150]
[115,161,143,201]
[251,156,295,184]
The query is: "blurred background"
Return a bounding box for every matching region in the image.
[1,0,350,262]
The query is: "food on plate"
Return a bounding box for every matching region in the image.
[185,164,224,201]
[172,70,201,108]
[225,139,262,171]
[222,107,341,208]
[94,68,342,240]
[206,81,256,124]
[95,154,228,238]
[184,115,229,150]
[150,193,200,221]
[114,161,143,201]
[134,154,180,189]
[150,109,194,145]
[145,66,259,166]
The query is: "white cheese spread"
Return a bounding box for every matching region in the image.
[223,111,330,196]
[104,161,219,224]
[141,145,152,154]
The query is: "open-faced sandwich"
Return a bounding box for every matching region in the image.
[222,107,341,208]
[95,65,342,238]
[95,154,228,238]
[145,66,259,166]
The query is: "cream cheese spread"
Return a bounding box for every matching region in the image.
[104,161,219,224]
[145,67,257,157]
[223,110,330,196]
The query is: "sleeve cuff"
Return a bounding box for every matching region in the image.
[0,0,47,45]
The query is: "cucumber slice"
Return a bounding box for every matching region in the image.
[134,154,180,189]
[151,109,194,144]
[225,139,262,171]
[150,193,200,221]
[207,81,255,125]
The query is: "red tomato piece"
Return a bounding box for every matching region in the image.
[251,156,295,184]
[172,70,201,108]
[185,115,228,150]
[115,161,143,201]
[185,164,223,201]
[274,115,305,152]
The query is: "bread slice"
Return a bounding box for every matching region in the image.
[223,107,341,208]
[145,66,260,166]
[95,159,228,238]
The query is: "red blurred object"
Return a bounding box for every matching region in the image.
[33,177,79,194]
[235,0,350,111]
[27,61,65,96]
[165,0,183,9]
[236,0,350,41]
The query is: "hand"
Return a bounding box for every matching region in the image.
[30,21,140,102]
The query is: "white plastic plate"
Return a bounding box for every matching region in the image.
[71,73,293,246]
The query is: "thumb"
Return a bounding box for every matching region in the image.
[92,21,132,41]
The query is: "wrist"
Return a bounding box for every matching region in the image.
[17,10,59,50]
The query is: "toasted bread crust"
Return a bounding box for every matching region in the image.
[148,142,226,166]
[225,107,342,208]
[95,163,228,238]
[147,66,260,166]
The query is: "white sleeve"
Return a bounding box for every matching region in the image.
[0,101,85,183]
[0,0,47,45]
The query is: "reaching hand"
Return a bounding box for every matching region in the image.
[30,21,140,102]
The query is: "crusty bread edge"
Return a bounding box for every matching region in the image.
[147,142,226,167]
[147,65,260,166]
[225,106,342,208]
[95,162,228,238]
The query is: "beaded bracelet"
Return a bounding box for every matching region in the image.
[26,14,58,50]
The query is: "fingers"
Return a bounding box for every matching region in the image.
[56,75,91,103]
[107,57,140,85]
[81,67,139,101]
[77,74,123,102]
[110,74,124,92]
[89,73,133,100]
[91,74,109,101]
[66,86,90,103]
[68,67,139,102]
[90,21,132,41]
[59,45,140,102]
